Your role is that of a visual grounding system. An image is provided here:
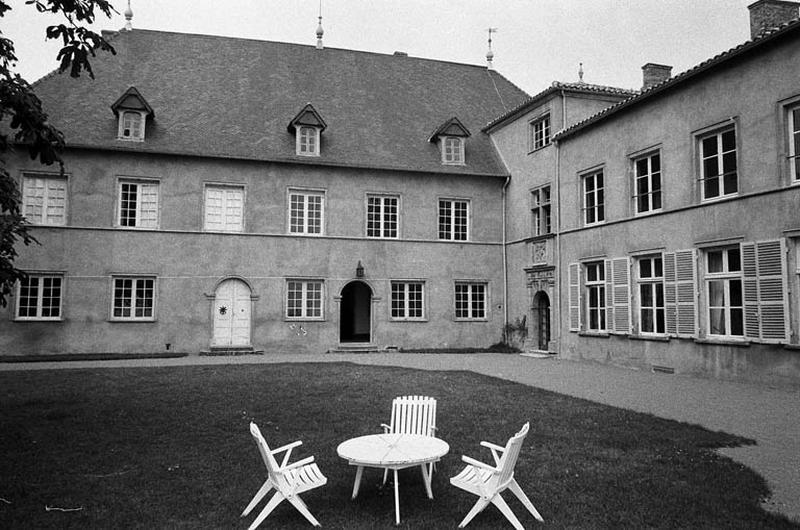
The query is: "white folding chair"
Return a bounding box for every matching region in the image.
[380,395,437,483]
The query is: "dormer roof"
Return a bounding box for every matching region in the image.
[428,117,471,142]
[287,103,327,132]
[110,86,154,117]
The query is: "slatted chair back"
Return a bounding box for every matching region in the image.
[249,422,281,477]
[389,395,437,436]
[495,422,529,487]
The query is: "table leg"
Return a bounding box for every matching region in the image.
[393,468,400,525]
[420,463,434,499]
[351,466,364,499]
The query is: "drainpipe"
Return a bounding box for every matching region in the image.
[502,173,510,343]
[554,91,566,352]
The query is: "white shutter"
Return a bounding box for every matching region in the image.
[568,263,581,332]
[744,239,788,343]
[604,259,614,332]
[664,252,677,335]
[204,187,224,230]
[139,183,159,228]
[675,249,697,337]
[742,242,760,339]
[611,257,630,334]
[223,188,244,231]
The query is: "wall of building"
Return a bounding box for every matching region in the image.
[0,150,508,355]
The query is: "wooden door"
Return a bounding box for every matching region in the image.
[213,279,251,346]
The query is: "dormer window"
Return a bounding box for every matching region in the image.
[111,87,154,142]
[429,117,470,166]
[289,103,326,157]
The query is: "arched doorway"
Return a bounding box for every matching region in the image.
[532,291,551,351]
[212,278,252,347]
[340,281,372,343]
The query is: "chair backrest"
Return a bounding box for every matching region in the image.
[389,395,437,436]
[495,422,530,486]
[249,422,281,476]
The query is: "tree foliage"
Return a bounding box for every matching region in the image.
[0,0,116,307]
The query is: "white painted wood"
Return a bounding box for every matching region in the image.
[213,279,251,347]
[450,422,544,528]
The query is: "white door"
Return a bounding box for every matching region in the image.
[213,279,252,346]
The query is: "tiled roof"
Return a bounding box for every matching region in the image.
[554,17,800,141]
[483,81,637,132]
[30,29,529,177]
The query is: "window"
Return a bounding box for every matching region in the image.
[531,185,551,236]
[442,137,464,165]
[529,115,551,151]
[367,195,399,238]
[119,111,145,141]
[705,247,743,338]
[118,180,158,228]
[204,185,244,232]
[789,105,800,183]
[438,199,469,241]
[582,170,604,225]
[391,282,424,320]
[633,152,662,214]
[22,174,67,226]
[112,276,155,320]
[15,274,62,320]
[286,280,323,319]
[700,127,737,200]
[455,282,487,320]
[288,189,324,235]
[585,262,606,331]
[637,256,665,334]
[296,126,320,156]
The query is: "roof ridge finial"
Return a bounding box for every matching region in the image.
[316,0,324,49]
[124,0,133,31]
[578,62,585,83]
[486,27,498,69]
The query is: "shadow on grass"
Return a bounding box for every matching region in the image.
[0,362,796,529]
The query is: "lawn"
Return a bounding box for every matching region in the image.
[0,362,796,529]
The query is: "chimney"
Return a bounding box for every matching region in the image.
[641,63,672,90]
[748,0,800,38]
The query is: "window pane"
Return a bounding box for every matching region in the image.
[641,284,653,307]
[654,257,663,278]
[730,308,744,336]
[709,308,725,335]
[702,136,718,157]
[729,279,742,307]
[639,259,652,279]
[721,130,736,152]
[727,248,741,272]
[708,280,725,307]
[707,251,723,273]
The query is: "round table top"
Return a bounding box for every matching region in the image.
[337,433,449,466]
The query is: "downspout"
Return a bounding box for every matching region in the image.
[502,174,510,343]
[555,91,566,353]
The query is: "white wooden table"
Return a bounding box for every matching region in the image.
[337,433,450,525]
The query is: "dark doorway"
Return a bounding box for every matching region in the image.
[340,281,372,343]
[533,291,551,351]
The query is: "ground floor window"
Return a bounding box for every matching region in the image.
[16,274,63,320]
[704,247,743,338]
[585,261,606,331]
[637,255,665,334]
[391,281,424,320]
[455,282,486,320]
[112,277,155,320]
[286,280,323,319]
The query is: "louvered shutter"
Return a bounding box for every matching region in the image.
[611,257,630,334]
[604,259,614,332]
[675,250,697,337]
[664,252,677,335]
[568,263,581,331]
[743,239,788,343]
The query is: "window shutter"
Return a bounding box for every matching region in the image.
[742,242,760,339]
[664,252,677,335]
[139,183,158,227]
[744,239,788,343]
[568,263,581,331]
[611,257,630,334]
[675,249,697,337]
[603,259,614,333]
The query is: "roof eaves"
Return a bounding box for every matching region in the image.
[554,17,800,142]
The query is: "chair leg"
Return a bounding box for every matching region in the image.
[247,491,285,530]
[508,479,544,522]
[491,493,525,530]
[458,497,491,528]
[288,495,321,527]
[382,467,389,485]
[242,480,273,517]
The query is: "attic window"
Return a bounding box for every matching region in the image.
[442,137,464,165]
[288,103,326,157]
[111,87,154,142]
[429,117,470,166]
[120,111,145,140]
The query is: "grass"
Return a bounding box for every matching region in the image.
[0,362,796,529]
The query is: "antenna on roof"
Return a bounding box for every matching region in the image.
[316,0,324,49]
[578,62,585,83]
[486,27,498,69]
[124,0,133,31]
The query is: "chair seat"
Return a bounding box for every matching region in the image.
[284,463,328,495]
[450,465,495,496]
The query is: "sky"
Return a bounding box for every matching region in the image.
[4,0,761,95]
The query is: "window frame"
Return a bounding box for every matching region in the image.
[529,114,551,152]
[788,103,800,185]
[296,126,321,157]
[285,279,324,321]
[438,198,470,241]
[366,194,400,239]
[581,169,605,226]
[203,184,245,233]
[697,124,738,202]
[117,110,146,141]
[21,173,68,226]
[110,275,156,321]
[531,185,552,236]
[636,255,666,335]
[585,261,607,332]
[117,178,160,229]
[15,273,64,321]
[441,136,465,165]
[390,281,426,321]
[287,188,325,236]
[703,246,744,339]
[454,281,488,321]
[632,150,662,215]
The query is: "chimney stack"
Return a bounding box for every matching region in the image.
[748,0,800,39]
[641,63,672,90]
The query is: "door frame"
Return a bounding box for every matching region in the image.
[337,279,375,344]
[208,276,257,347]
